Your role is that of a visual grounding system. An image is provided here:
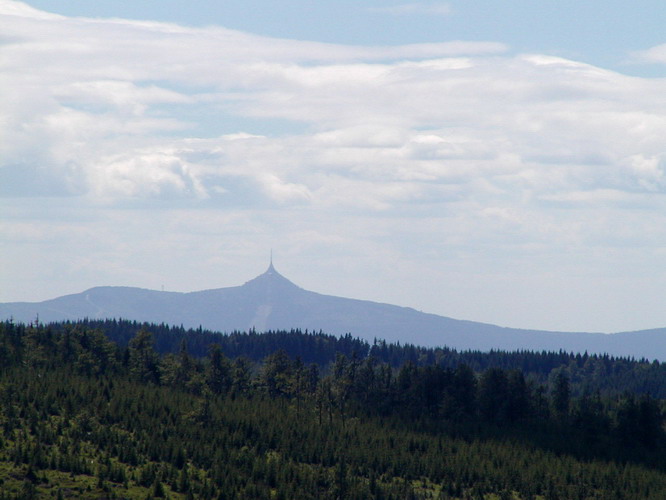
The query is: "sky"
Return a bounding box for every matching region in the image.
[2,0,666,333]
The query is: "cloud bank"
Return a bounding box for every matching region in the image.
[3,0,666,332]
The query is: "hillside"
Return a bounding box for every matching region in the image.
[3,263,666,359]
[1,320,666,499]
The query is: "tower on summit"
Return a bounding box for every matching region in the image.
[267,249,276,274]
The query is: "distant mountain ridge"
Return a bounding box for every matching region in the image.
[3,262,666,360]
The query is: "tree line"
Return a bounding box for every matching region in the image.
[1,319,666,498]
[50,318,666,398]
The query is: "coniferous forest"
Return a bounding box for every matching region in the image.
[1,319,666,498]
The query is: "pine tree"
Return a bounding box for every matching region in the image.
[128,328,161,384]
[552,371,570,419]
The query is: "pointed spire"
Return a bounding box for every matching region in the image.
[244,253,299,289]
[267,249,276,274]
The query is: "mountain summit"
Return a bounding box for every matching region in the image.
[2,263,666,359]
[241,261,301,295]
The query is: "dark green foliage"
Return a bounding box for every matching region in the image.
[1,319,666,499]
[128,328,161,384]
[206,344,232,395]
[478,368,510,423]
[54,319,367,366]
[552,370,571,419]
[50,318,666,398]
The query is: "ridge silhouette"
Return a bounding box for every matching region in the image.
[2,264,666,359]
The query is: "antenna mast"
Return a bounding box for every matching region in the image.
[267,248,275,273]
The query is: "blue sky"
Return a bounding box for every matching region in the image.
[22,0,666,76]
[2,0,666,333]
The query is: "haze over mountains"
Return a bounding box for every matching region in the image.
[2,262,666,360]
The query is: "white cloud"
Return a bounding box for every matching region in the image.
[4,1,666,332]
[89,151,208,200]
[632,43,666,64]
[3,3,665,211]
[257,173,312,204]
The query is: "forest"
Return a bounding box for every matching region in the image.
[0,318,665,498]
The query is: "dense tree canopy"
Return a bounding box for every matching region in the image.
[0,319,665,498]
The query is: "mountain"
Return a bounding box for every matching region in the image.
[3,262,666,359]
